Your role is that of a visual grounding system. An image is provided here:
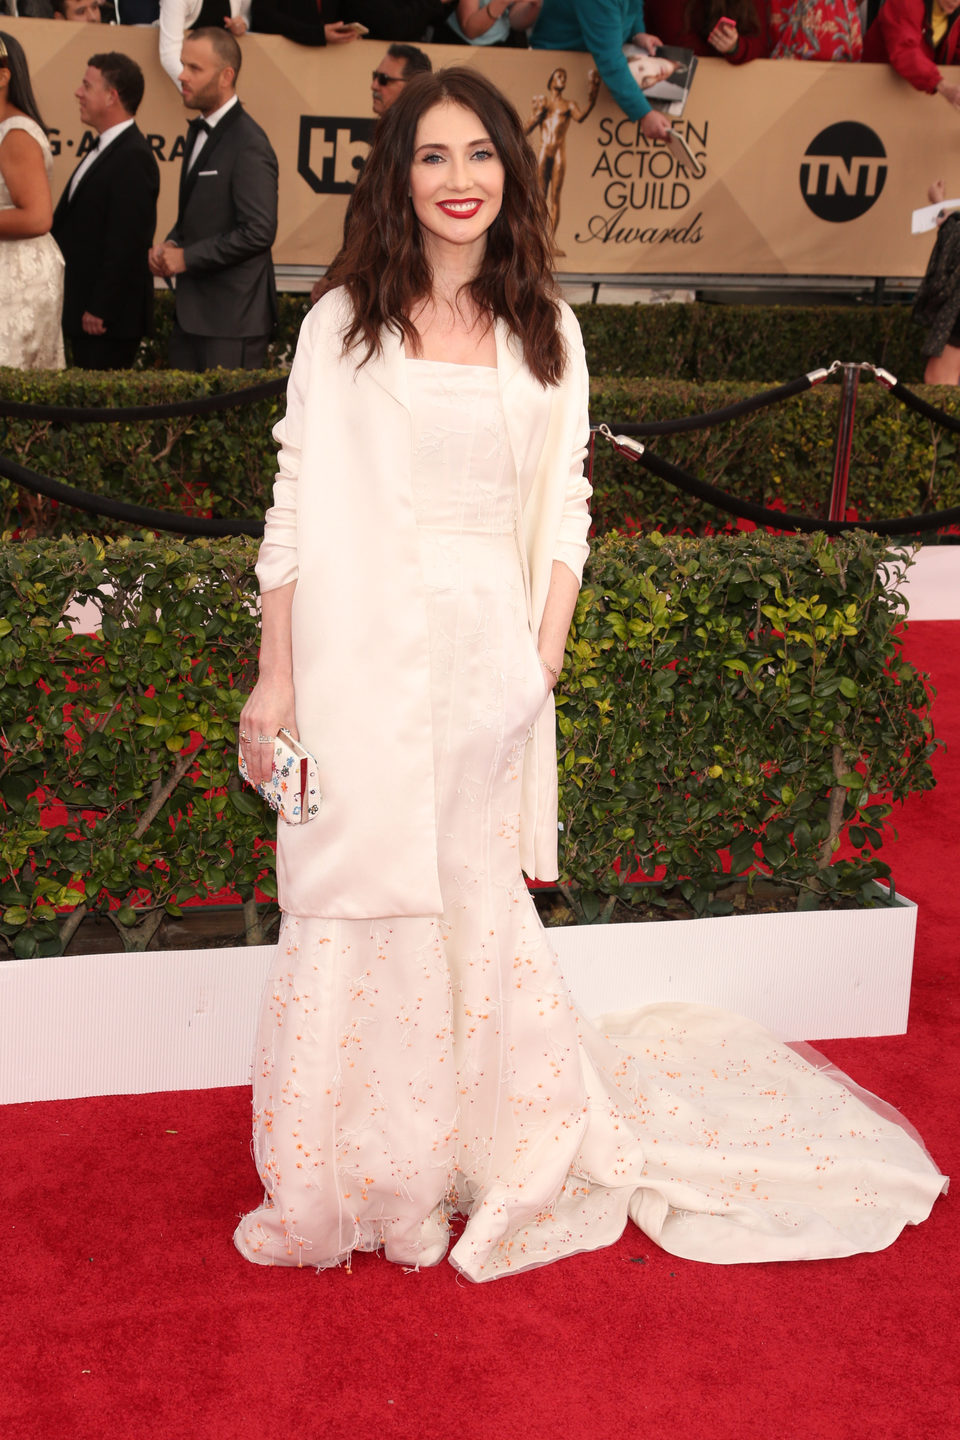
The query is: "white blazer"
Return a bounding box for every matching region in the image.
[256,287,592,919]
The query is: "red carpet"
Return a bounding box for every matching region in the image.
[3,623,957,1440]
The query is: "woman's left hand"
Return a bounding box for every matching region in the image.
[708,20,739,53]
[223,15,248,34]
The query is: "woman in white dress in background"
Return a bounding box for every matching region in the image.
[235,67,946,1282]
[0,31,64,370]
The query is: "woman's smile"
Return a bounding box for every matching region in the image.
[436,198,483,217]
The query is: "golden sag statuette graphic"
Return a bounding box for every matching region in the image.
[525,66,600,252]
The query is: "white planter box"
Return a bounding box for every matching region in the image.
[0,893,916,1105]
[550,892,917,1044]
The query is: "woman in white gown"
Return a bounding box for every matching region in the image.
[235,68,946,1281]
[0,32,64,371]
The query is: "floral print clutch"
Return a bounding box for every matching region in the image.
[238,727,322,825]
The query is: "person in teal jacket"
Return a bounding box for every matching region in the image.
[530,0,673,138]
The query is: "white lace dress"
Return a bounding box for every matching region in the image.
[0,116,64,370]
[234,360,946,1281]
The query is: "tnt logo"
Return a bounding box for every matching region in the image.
[800,122,887,223]
[298,116,376,195]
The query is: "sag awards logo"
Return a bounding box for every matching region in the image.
[522,67,707,250]
[298,117,376,194]
[799,123,887,223]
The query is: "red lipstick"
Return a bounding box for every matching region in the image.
[436,200,483,219]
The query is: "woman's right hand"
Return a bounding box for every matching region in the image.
[239,676,297,788]
[640,108,674,142]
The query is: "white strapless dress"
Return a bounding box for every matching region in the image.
[0,116,64,371]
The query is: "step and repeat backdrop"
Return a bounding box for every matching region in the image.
[6,15,954,277]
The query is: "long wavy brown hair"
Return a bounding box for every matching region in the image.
[320,67,565,386]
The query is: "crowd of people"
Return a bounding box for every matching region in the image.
[0,1,956,114]
[2,2,960,372]
[0,25,444,369]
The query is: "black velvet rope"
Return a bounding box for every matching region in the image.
[7,359,960,540]
[0,454,263,538]
[608,438,960,536]
[0,376,287,423]
[888,380,960,437]
[609,374,815,436]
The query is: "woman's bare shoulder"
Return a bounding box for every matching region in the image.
[0,116,49,158]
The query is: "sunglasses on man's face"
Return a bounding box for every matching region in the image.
[372,70,405,87]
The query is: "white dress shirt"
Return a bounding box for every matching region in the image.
[186,93,239,169]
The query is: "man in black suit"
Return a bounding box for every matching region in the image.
[53,52,159,369]
[148,28,278,371]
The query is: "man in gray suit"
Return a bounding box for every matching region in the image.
[148,28,278,371]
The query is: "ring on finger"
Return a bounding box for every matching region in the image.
[257,733,274,743]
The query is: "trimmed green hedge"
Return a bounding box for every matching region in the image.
[0,535,265,959]
[574,301,924,384]
[0,530,935,956]
[557,529,935,921]
[0,368,282,538]
[4,369,956,539]
[130,294,926,386]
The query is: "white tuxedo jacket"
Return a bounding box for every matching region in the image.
[256,287,592,918]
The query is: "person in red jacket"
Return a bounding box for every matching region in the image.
[863,0,960,113]
[644,0,770,63]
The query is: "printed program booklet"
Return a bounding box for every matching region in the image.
[912,199,960,234]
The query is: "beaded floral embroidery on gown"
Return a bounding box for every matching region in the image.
[234,362,945,1281]
[0,117,64,370]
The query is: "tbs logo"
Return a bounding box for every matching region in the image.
[800,122,887,223]
[298,116,376,195]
